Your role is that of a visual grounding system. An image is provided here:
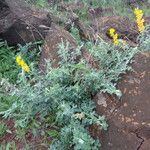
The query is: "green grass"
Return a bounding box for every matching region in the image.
[0,122,7,138]
[26,0,49,7]
[0,41,18,83]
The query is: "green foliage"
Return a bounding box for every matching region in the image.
[17,41,42,67]
[0,41,41,83]
[49,120,100,150]
[138,25,150,51]
[0,41,18,83]
[26,0,48,7]
[0,79,17,113]
[46,129,59,138]
[0,122,7,137]
[1,35,144,149]
[35,0,48,7]
[0,95,17,113]
[0,42,41,120]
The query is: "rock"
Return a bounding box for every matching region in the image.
[101,121,142,150]
[57,1,84,12]
[39,23,98,72]
[94,93,120,118]
[88,7,114,21]
[0,0,52,46]
[91,16,138,44]
[135,126,150,150]
[93,51,150,149]
[38,24,77,71]
[64,12,95,42]
[140,139,150,150]
[115,52,150,131]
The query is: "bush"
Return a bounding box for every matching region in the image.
[1,37,143,149]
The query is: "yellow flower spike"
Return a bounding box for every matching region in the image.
[109,28,116,37]
[109,28,119,45]
[113,34,119,45]
[134,8,145,33]
[16,55,30,73]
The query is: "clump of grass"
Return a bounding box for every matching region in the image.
[0,122,7,137]
[0,41,18,83]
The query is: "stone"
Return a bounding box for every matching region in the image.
[93,51,150,149]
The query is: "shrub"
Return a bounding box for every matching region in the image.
[0,24,150,150]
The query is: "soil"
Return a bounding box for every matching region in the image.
[0,118,51,149]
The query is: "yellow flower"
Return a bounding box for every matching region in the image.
[109,28,116,37]
[113,34,119,45]
[16,55,30,73]
[134,8,143,18]
[134,8,145,33]
[109,28,119,45]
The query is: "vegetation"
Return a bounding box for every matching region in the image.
[0,41,18,83]
[0,122,7,137]
[0,0,150,149]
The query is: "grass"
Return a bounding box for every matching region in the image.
[0,122,7,138]
[0,41,18,83]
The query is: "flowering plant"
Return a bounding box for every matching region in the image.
[16,55,30,73]
[134,8,145,33]
[109,28,119,45]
